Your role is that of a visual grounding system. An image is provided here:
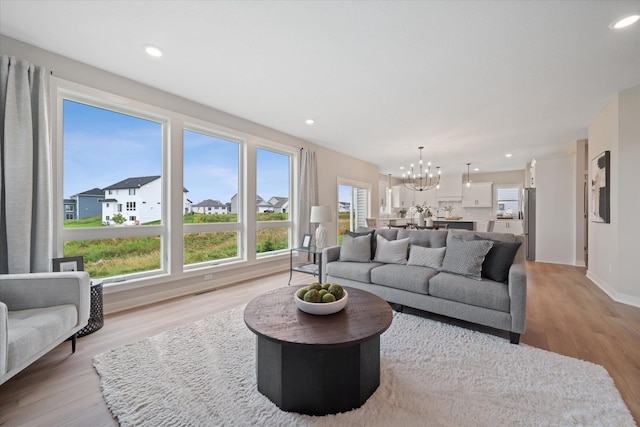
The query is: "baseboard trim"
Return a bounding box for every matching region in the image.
[586,270,640,308]
[104,264,288,314]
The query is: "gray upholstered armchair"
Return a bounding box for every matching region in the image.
[0,271,90,385]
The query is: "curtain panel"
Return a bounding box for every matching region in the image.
[297,148,318,245]
[0,55,52,273]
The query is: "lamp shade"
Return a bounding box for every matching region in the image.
[310,205,332,223]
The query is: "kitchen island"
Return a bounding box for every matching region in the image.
[379,217,485,231]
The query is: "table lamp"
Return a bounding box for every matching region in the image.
[310,205,332,249]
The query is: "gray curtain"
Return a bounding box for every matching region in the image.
[298,148,318,244]
[0,55,52,274]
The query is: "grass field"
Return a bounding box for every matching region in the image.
[64,213,289,278]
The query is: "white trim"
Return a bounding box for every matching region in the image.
[586,269,640,308]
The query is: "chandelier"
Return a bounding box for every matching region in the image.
[401,146,441,191]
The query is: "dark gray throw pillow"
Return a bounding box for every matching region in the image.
[339,233,372,262]
[345,230,375,259]
[440,238,494,280]
[474,235,522,283]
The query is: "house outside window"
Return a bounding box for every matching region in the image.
[129,188,136,195]
[126,201,136,211]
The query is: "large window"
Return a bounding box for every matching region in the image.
[256,148,292,254]
[183,129,241,267]
[59,97,165,280]
[55,80,297,286]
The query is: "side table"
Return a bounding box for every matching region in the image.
[78,280,104,337]
[288,246,323,285]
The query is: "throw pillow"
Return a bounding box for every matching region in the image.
[474,235,522,283]
[373,235,410,265]
[339,233,372,262]
[407,245,446,269]
[440,238,494,280]
[345,229,375,260]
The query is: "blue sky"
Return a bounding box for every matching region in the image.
[63,100,289,205]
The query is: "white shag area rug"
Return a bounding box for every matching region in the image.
[93,307,634,426]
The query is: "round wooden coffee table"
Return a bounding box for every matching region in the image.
[244,285,393,415]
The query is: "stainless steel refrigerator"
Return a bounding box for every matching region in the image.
[523,188,536,261]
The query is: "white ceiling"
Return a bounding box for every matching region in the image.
[1,1,639,176]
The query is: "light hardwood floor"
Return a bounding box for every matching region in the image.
[1,262,638,426]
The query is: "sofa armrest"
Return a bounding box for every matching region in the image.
[0,272,91,327]
[321,246,341,282]
[507,262,527,334]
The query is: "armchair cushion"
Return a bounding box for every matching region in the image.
[7,305,77,372]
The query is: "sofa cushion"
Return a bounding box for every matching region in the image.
[346,230,375,259]
[7,305,78,372]
[373,235,410,264]
[440,238,494,280]
[474,235,522,283]
[339,233,372,262]
[398,229,448,248]
[374,228,399,242]
[429,272,511,312]
[326,261,384,283]
[407,245,446,269]
[371,264,437,295]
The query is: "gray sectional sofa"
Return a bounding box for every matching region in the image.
[322,228,527,344]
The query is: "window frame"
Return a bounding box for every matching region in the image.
[52,77,299,288]
[255,143,297,258]
[494,184,522,214]
[53,79,170,283]
[182,122,245,270]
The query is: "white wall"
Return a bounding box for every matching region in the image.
[534,154,576,265]
[587,85,640,307]
[1,35,379,312]
[574,140,588,267]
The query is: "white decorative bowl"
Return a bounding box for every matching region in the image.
[294,290,348,315]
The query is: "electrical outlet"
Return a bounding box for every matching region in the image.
[204,274,213,281]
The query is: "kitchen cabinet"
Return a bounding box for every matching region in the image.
[436,174,463,201]
[462,182,493,207]
[379,180,389,212]
[392,185,414,208]
[491,219,523,235]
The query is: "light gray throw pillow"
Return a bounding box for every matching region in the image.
[373,235,410,265]
[407,245,446,269]
[339,233,372,262]
[440,238,494,280]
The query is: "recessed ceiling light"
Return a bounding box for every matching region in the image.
[305,119,315,125]
[144,44,163,58]
[505,153,513,158]
[474,167,480,172]
[610,15,640,29]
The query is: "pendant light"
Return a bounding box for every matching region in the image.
[466,163,472,188]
